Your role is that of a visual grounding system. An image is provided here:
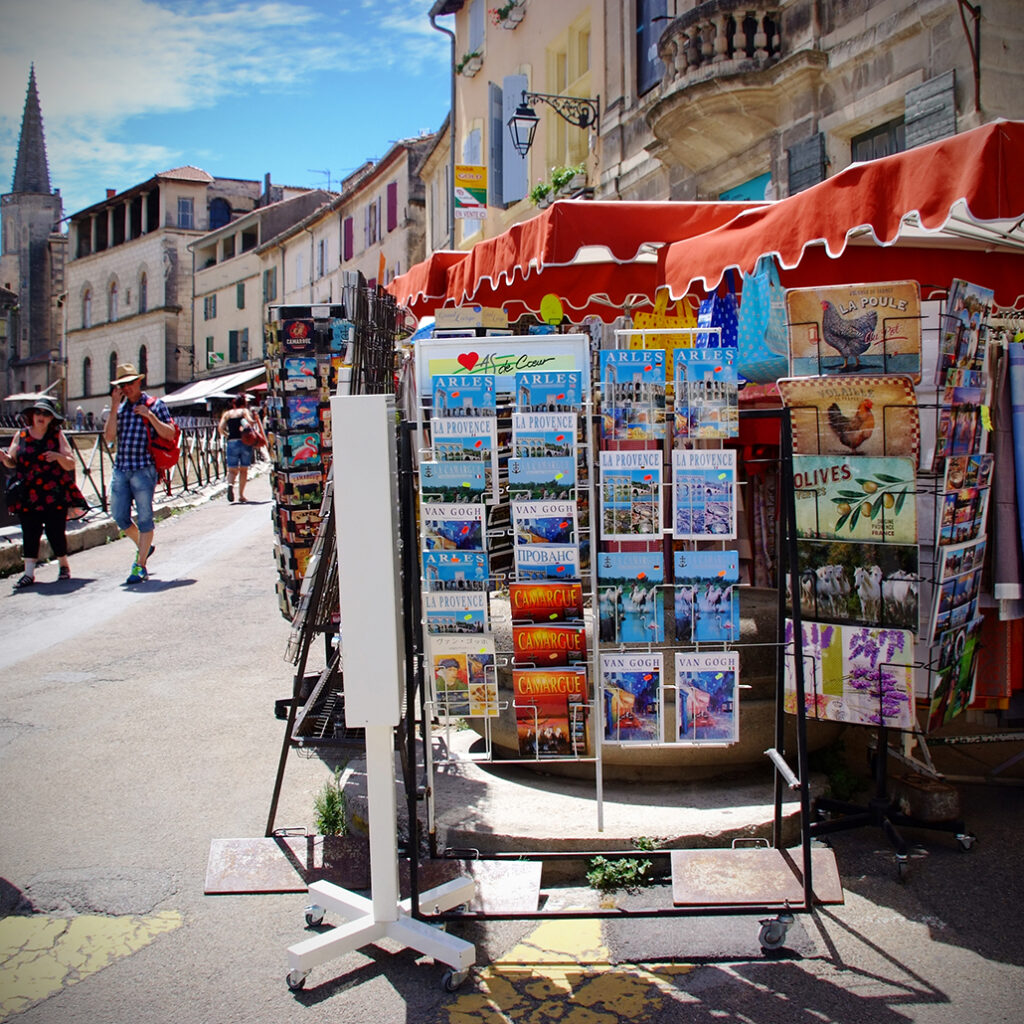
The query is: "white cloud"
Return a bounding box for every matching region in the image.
[1,0,449,212]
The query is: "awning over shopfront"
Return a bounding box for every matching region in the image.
[388,200,763,322]
[161,366,265,407]
[663,119,1024,307]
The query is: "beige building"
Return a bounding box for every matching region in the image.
[190,190,333,377]
[64,168,286,416]
[266,135,435,308]
[424,0,1024,253]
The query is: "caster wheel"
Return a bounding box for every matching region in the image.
[442,968,468,992]
[956,833,977,852]
[896,856,909,881]
[286,969,308,991]
[304,904,325,927]
[758,913,792,951]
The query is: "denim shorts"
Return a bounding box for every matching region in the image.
[111,464,158,533]
[226,438,254,468]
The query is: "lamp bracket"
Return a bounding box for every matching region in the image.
[522,91,600,130]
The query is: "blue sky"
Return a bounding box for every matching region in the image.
[1,0,452,218]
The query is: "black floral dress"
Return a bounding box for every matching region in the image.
[9,428,89,520]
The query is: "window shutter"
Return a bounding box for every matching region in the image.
[502,75,531,202]
[387,182,398,232]
[787,133,827,194]
[905,71,957,150]
[488,81,505,210]
[343,217,353,261]
[637,0,668,96]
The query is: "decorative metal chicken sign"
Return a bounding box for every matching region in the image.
[786,282,922,383]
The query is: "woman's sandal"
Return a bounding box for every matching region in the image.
[12,574,35,590]
[58,566,71,581]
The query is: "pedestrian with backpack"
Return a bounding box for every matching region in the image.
[104,363,176,585]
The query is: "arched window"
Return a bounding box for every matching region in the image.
[109,351,118,383]
[139,272,148,314]
[83,357,92,397]
[209,197,231,230]
[82,288,92,328]
[138,345,148,375]
[108,281,119,321]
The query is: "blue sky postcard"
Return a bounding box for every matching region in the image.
[515,371,583,412]
[600,450,663,542]
[512,412,576,457]
[419,460,487,503]
[673,550,740,645]
[422,550,490,591]
[671,449,737,539]
[431,374,497,416]
[596,550,665,644]
[508,456,576,499]
[673,348,739,441]
[599,349,667,441]
[421,502,486,552]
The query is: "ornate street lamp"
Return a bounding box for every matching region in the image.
[507,91,600,158]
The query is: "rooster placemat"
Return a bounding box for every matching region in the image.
[785,281,922,382]
[777,375,920,459]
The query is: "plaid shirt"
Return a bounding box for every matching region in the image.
[114,393,172,472]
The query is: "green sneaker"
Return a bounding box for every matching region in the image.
[126,562,149,585]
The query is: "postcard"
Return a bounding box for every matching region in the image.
[674,651,740,744]
[513,667,589,757]
[431,374,497,416]
[512,500,577,546]
[935,279,994,384]
[778,375,920,458]
[508,456,576,499]
[513,622,587,667]
[599,450,663,542]
[928,567,983,643]
[511,411,576,457]
[423,590,489,636]
[792,455,917,544]
[673,549,740,645]
[431,415,498,502]
[596,550,665,644]
[422,550,490,591]
[282,355,319,391]
[673,348,739,440]
[427,634,498,718]
[601,653,662,744]
[280,318,316,354]
[926,617,984,731]
[286,394,320,428]
[327,318,355,356]
[421,502,486,552]
[514,544,581,581]
[785,281,922,381]
[943,453,993,492]
[509,582,584,623]
[671,448,736,539]
[515,371,583,411]
[789,540,919,630]
[599,349,668,440]
[419,460,486,503]
[784,620,915,730]
[281,432,321,469]
[936,486,990,547]
[937,537,987,582]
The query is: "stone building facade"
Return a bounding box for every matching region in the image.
[64,169,275,416]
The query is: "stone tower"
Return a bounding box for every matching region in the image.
[1,65,66,399]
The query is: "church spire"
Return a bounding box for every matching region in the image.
[12,65,52,195]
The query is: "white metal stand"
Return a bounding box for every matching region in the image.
[286,394,475,992]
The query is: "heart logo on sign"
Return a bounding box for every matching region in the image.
[457,352,479,371]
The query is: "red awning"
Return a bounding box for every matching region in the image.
[388,200,762,322]
[664,120,1024,307]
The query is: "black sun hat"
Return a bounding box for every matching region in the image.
[23,396,64,423]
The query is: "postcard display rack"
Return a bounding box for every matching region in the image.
[778,280,992,867]
[402,329,833,951]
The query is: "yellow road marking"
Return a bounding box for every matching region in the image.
[0,911,182,1020]
[444,918,693,1023]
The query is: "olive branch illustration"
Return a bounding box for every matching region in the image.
[831,473,911,532]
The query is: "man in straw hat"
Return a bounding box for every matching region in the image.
[103,363,176,584]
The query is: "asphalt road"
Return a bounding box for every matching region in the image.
[2,470,1023,1023]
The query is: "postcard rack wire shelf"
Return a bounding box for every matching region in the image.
[401,391,834,943]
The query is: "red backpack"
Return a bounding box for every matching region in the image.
[145,396,182,475]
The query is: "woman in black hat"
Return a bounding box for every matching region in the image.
[1,396,88,590]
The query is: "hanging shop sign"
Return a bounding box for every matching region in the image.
[454,164,487,220]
